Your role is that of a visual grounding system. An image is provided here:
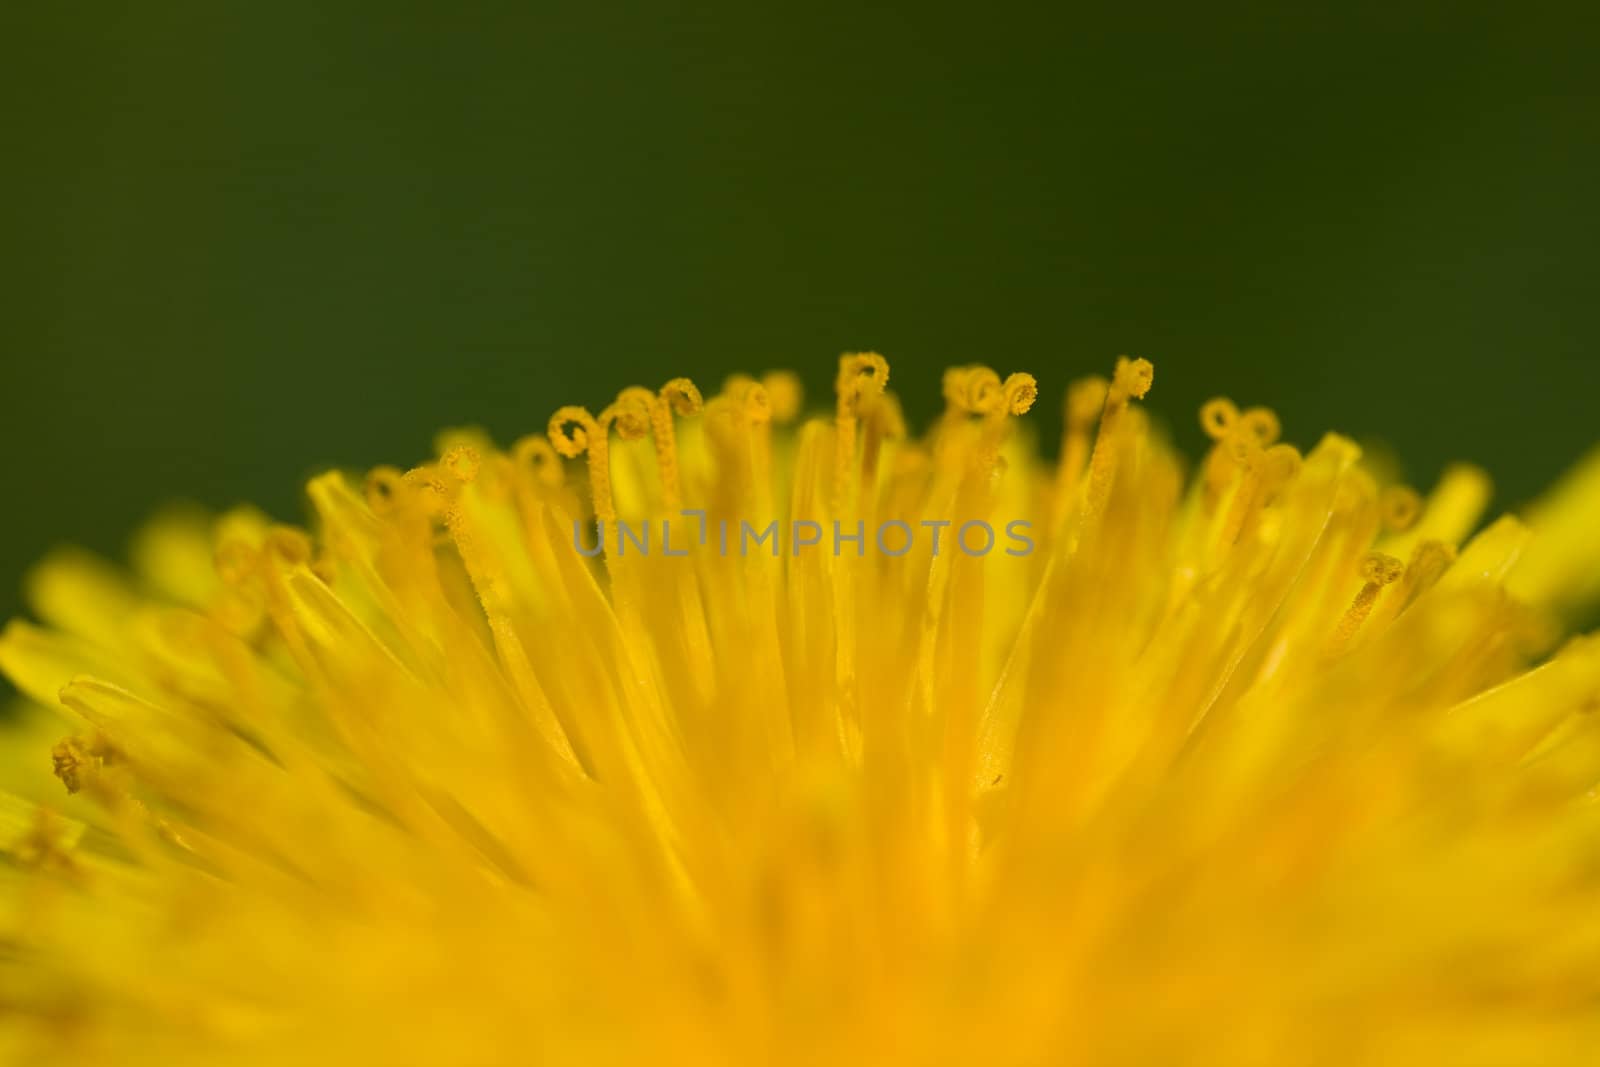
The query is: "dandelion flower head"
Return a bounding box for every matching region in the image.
[3,354,1600,1064]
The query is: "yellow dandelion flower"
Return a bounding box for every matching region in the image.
[3,355,1600,1065]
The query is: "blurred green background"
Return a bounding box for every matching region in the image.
[2,4,1597,649]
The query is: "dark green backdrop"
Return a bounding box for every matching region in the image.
[3,5,1597,650]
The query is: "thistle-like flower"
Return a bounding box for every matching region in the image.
[3,355,1600,1065]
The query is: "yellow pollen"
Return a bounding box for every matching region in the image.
[1001,372,1038,416]
[599,392,653,443]
[1361,552,1406,585]
[547,405,618,527]
[51,737,87,794]
[1330,551,1406,650]
[1111,354,1154,399]
[440,445,482,486]
[546,405,596,460]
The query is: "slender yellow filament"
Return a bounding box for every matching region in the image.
[1081,356,1154,533]
[1330,552,1405,650]
[833,353,889,514]
[650,378,703,510]
[548,406,613,527]
[1053,376,1109,535]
